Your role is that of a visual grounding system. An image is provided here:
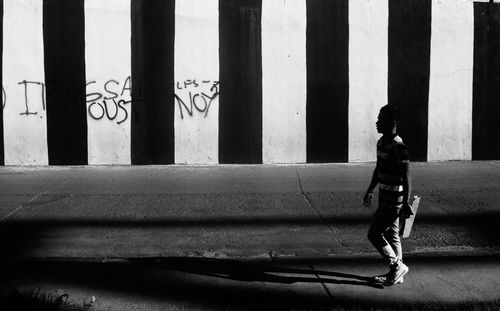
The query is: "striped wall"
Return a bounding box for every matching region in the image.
[348,0,388,163]
[2,0,500,165]
[130,0,175,165]
[473,1,500,160]
[44,0,87,165]
[428,0,473,161]
[219,0,262,164]
[85,0,131,165]
[3,0,47,165]
[175,0,219,164]
[388,0,431,162]
[262,0,306,164]
[307,0,349,163]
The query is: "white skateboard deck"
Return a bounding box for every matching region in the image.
[400,196,420,238]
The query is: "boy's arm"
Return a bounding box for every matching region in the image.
[401,161,413,217]
[366,164,379,194]
[363,164,378,207]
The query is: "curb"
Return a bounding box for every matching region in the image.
[3,248,500,265]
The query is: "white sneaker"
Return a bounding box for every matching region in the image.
[373,273,404,284]
[385,262,409,286]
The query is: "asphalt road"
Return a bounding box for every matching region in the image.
[0,161,499,259]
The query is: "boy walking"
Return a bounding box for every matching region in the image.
[363,104,412,286]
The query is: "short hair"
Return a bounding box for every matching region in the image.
[379,104,400,123]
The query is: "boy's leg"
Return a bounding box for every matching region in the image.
[384,209,409,285]
[379,215,408,285]
[385,216,402,261]
[367,201,401,266]
[369,201,408,285]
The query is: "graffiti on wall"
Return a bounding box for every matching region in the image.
[1,76,133,124]
[3,76,219,123]
[174,79,219,119]
[2,81,46,116]
[86,76,132,124]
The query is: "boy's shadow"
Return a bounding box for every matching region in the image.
[130,257,384,289]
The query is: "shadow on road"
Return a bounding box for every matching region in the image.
[0,258,375,310]
[128,257,384,289]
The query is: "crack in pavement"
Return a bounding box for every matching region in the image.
[0,178,72,222]
[295,168,337,237]
[294,168,352,254]
[306,260,336,306]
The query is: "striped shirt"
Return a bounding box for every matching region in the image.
[376,134,410,205]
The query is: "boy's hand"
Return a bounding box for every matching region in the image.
[363,192,373,208]
[402,201,414,219]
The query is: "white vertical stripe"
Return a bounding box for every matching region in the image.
[262,0,307,164]
[3,0,47,165]
[174,0,219,164]
[428,0,473,161]
[348,0,388,163]
[85,0,131,165]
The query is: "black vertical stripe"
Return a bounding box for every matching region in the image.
[473,3,500,160]
[43,0,87,165]
[0,0,3,166]
[306,0,349,163]
[219,0,262,164]
[388,0,431,162]
[131,0,175,164]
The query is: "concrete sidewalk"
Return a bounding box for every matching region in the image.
[0,161,499,309]
[2,255,500,310]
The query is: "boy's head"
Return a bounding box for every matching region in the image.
[376,104,399,135]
